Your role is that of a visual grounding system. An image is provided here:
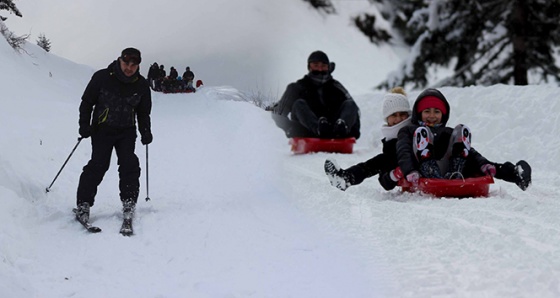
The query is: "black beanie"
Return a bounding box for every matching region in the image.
[307,51,329,64]
[121,47,142,64]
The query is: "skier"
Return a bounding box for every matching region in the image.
[75,47,153,234]
[271,50,360,139]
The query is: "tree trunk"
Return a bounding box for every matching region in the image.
[511,0,528,85]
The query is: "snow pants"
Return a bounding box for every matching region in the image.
[76,127,140,207]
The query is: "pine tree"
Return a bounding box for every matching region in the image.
[359,0,426,46]
[376,0,560,88]
[36,33,51,52]
[0,0,22,21]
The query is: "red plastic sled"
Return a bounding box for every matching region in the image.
[289,137,356,154]
[398,175,494,198]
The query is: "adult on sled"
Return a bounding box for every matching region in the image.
[325,87,411,191]
[75,47,153,234]
[397,88,531,190]
[271,50,360,139]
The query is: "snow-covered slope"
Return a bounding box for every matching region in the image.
[1,37,560,298]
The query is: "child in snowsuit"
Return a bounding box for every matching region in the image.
[397,88,531,190]
[325,87,411,191]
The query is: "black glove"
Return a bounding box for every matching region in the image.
[141,130,153,145]
[79,126,91,139]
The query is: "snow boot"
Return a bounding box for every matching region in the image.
[444,124,471,179]
[324,159,354,191]
[413,126,442,178]
[333,119,349,138]
[514,160,532,191]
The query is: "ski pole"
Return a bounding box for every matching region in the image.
[145,144,150,201]
[46,137,83,193]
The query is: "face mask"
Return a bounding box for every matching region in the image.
[310,70,328,76]
[308,71,332,85]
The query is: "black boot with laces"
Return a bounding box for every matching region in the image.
[324,159,354,191]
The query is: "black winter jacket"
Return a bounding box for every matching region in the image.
[79,61,152,135]
[273,75,355,123]
[183,70,194,81]
[396,89,489,177]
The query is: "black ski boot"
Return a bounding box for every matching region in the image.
[75,202,90,223]
[73,202,101,233]
[120,200,135,236]
[122,200,135,220]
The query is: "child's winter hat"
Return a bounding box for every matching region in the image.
[416,94,448,115]
[411,88,451,125]
[382,87,411,119]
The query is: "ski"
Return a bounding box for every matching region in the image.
[120,218,133,236]
[72,208,102,233]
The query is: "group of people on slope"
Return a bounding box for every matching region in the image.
[271,51,531,193]
[147,63,196,93]
[73,47,532,233]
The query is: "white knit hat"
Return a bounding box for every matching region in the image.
[382,92,411,120]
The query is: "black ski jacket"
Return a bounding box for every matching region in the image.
[79,61,152,135]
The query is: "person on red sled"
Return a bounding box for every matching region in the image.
[271,50,360,139]
[396,88,531,190]
[324,87,411,191]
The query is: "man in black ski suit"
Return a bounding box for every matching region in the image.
[271,50,360,139]
[75,47,152,224]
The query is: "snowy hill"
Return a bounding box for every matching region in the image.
[1,38,560,298]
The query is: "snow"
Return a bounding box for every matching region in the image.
[2,13,560,298]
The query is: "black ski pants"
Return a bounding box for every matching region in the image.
[77,127,140,207]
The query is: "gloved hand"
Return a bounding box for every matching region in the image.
[79,126,91,139]
[389,167,404,182]
[406,171,420,184]
[481,164,496,176]
[141,130,153,145]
